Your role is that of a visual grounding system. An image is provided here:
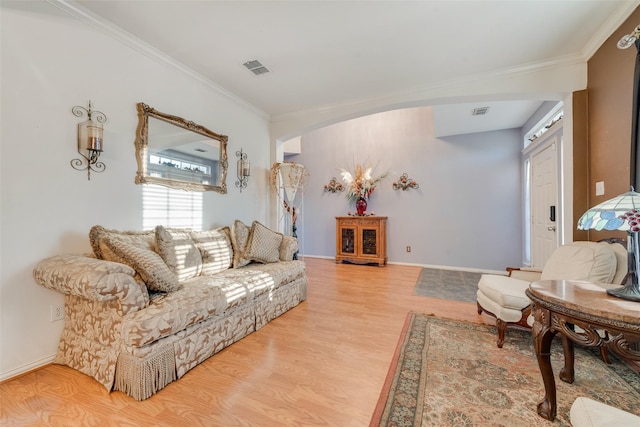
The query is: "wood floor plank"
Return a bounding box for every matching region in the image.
[0,258,492,426]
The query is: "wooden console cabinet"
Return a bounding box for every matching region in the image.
[335,216,387,266]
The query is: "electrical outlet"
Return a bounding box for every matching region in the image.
[406,246,411,252]
[50,304,64,322]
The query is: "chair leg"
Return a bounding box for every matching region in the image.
[496,319,506,348]
[477,302,484,315]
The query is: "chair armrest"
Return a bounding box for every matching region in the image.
[507,267,542,282]
[33,255,147,312]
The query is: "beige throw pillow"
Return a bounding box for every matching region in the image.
[190,227,233,276]
[100,234,180,292]
[231,220,252,268]
[243,221,284,264]
[155,226,203,282]
[89,225,155,259]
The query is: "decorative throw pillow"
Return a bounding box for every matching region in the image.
[100,234,179,292]
[155,226,203,282]
[89,225,155,259]
[190,227,233,276]
[243,221,284,264]
[231,220,252,268]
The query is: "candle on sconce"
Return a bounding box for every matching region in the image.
[242,161,250,177]
[88,136,102,151]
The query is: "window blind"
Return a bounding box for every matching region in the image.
[142,184,203,230]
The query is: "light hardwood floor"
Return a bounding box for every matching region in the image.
[0,258,492,426]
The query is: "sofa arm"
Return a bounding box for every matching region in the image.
[280,236,299,261]
[33,255,148,312]
[507,267,542,282]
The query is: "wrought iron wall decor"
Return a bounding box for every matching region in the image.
[71,100,107,180]
[324,177,344,193]
[392,173,419,191]
[235,148,250,192]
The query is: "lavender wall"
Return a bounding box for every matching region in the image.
[286,106,523,271]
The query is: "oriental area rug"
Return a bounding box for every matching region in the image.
[370,313,640,427]
[413,268,481,303]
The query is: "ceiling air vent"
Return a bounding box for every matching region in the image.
[243,59,270,76]
[472,107,490,116]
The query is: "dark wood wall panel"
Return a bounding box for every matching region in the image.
[585,7,640,240]
[573,90,589,242]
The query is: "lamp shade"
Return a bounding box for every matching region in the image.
[277,162,306,202]
[577,190,640,231]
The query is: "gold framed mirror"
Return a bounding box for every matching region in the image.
[134,102,228,193]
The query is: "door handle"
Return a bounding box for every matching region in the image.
[549,206,556,222]
[547,226,556,232]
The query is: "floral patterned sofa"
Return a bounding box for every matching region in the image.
[33,220,307,400]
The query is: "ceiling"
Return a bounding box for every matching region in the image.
[71,0,638,136]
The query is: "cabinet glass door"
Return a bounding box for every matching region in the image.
[361,228,378,255]
[341,228,355,254]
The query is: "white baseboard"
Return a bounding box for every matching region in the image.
[301,255,506,275]
[0,354,54,382]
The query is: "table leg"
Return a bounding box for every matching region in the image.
[560,335,575,384]
[532,307,557,421]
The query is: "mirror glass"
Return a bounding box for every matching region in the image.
[135,103,228,193]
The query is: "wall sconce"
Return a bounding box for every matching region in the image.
[392,173,419,191]
[235,148,250,192]
[618,24,640,49]
[71,101,107,180]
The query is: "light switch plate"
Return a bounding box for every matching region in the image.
[595,181,605,196]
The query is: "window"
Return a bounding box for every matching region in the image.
[524,107,563,149]
[142,184,203,230]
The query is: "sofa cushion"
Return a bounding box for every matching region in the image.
[155,226,203,282]
[89,225,155,259]
[477,274,532,310]
[190,227,233,276]
[100,235,180,293]
[243,221,283,264]
[237,260,306,297]
[541,242,617,284]
[231,220,252,268]
[120,260,307,348]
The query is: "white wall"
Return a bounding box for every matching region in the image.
[287,106,523,271]
[0,2,270,380]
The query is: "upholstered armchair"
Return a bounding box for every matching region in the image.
[476,240,627,348]
[570,397,640,426]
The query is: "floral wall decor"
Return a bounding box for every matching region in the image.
[392,173,419,191]
[324,177,344,193]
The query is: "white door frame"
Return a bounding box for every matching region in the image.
[523,125,565,268]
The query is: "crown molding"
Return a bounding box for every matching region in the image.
[46,0,269,120]
[581,0,640,60]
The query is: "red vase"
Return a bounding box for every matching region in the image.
[356,197,367,215]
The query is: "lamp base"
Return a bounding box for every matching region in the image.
[606,284,640,302]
